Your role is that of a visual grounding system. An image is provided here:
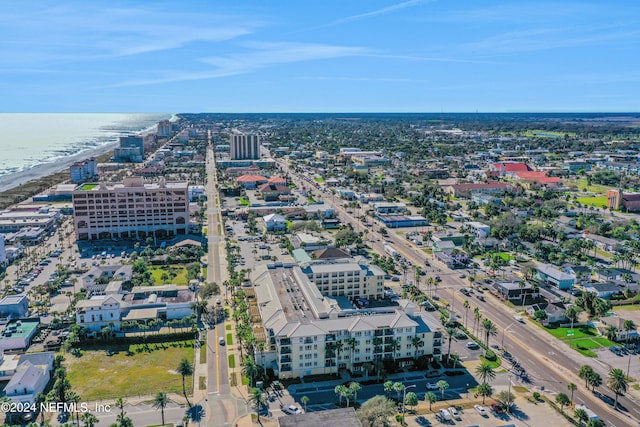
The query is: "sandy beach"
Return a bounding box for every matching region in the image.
[0,141,119,194]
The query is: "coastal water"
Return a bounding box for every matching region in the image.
[0,113,170,180]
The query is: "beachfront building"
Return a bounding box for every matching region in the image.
[72,176,189,241]
[252,264,443,379]
[157,120,173,137]
[70,157,98,183]
[230,131,260,160]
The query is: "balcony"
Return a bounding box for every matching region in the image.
[280,356,292,363]
[281,365,292,372]
[280,338,291,345]
[280,347,291,354]
[433,340,442,346]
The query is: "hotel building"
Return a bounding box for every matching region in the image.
[230,132,260,160]
[72,177,188,241]
[251,264,442,379]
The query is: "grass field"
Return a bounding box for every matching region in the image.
[239,197,250,206]
[226,333,233,345]
[150,266,189,285]
[543,325,615,357]
[576,196,609,208]
[566,178,612,194]
[495,252,515,262]
[313,177,324,183]
[65,340,194,400]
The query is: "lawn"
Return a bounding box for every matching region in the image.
[566,178,612,194]
[150,266,189,286]
[313,177,325,183]
[576,196,609,208]
[226,333,233,345]
[239,197,250,206]
[495,252,515,262]
[543,325,615,357]
[65,340,194,400]
[228,354,235,368]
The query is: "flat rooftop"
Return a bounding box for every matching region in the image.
[1,319,38,339]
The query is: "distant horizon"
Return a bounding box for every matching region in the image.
[2,1,639,112]
[3,111,640,115]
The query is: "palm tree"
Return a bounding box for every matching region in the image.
[482,318,498,350]
[623,319,636,345]
[477,383,493,404]
[445,326,457,363]
[301,395,309,412]
[153,392,168,426]
[436,380,449,401]
[587,372,602,391]
[411,336,423,359]
[424,391,437,411]
[249,387,267,422]
[574,407,589,425]
[349,382,362,405]
[473,307,482,335]
[335,340,344,372]
[475,362,496,384]
[607,368,628,409]
[241,356,264,387]
[345,337,357,371]
[81,412,99,427]
[392,382,406,402]
[605,325,619,342]
[567,382,577,405]
[555,393,570,412]
[463,300,470,328]
[177,358,193,408]
[578,365,594,388]
[383,380,394,398]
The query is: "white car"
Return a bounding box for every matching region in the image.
[466,341,480,349]
[514,315,525,323]
[282,405,302,415]
[474,404,487,416]
[448,406,460,419]
[426,382,438,390]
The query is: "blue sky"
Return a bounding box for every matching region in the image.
[1,0,639,112]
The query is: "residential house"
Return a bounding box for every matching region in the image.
[526,303,567,324]
[583,282,621,299]
[83,265,132,293]
[491,162,532,176]
[535,263,575,290]
[5,352,55,405]
[599,316,639,342]
[582,232,622,253]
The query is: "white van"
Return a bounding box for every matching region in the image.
[439,408,452,422]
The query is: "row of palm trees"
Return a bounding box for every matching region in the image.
[578,364,629,410]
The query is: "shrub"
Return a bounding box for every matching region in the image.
[485,349,497,361]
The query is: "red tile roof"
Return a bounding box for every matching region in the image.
[236,174,268,183]
[493,162,532,172]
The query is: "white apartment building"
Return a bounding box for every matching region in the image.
[72,177,189,241]
[299,258,385,300]
[252,265,442,379]
[230,132,260,160]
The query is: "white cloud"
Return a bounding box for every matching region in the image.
[109,42,368,87]
[329,0,432,26]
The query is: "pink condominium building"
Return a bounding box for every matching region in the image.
[72,177,189,241]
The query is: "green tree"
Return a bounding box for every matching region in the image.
[587,371,602,391]
[578,365,594,388]
[177,358,193,408]
[356,395,396,427]
[477,383,493,404]
[567,382,577,405]
[81,412,99,427]
[607,368,628,409]
[555,393,570,412]
[300,395,310,412]
[383,380,394,398]
[574,407,589,425]
[424,391,438,411]
[249,387,267,422]
[436,380,449,401]
[482,318,498,350]
[241,356,264,387]
[405,391,418,411]
[475,361,496,384]
[392,382,406,402]
[153,392,168,426]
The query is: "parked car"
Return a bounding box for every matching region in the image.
[426,382,438,390]
[466,341,480,349]
[282,405,302,415]
[474,405,487,416]
[491,403,504,414]
[448,406,460,419]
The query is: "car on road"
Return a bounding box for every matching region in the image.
[282,405,302,415]
[476,295,485,302]
[514,315,525,323]
[426,382,438,390]
[466,341,480,349]
[474,405,487,416]
[455,332,468,340]
[219,337,225,345]
[458,273,466,278]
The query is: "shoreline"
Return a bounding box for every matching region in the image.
[0,141,120,194]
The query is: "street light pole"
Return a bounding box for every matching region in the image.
[507,374,512,414]
[402,384,417,424]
